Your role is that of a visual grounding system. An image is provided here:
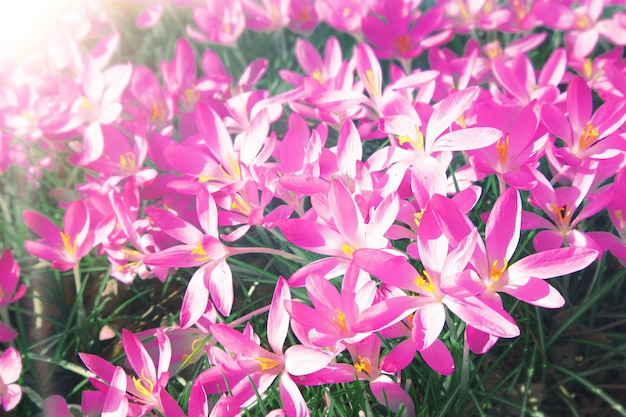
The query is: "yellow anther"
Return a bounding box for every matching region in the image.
[550,203,573,227]
[132,369,155,397]
[576,13,591,30]
[490,258,508,283]
[311,69,324,83]
[150,101,165,121]
[354,356,373,374]
[365,69,379,97]
[230,194,251,215]
[333,309,348,333]
[198,174,212,183]
[256,357,279,370]
[190,242,211,262]
[183,87,200,107]
[60,232,76,257]
[414,209,424,228]
[496,135,509,166]
[342,7,351,16]
[578,121,598,151]
[414,270,436,294]
[119,152,137,173]
[80,96,94,112]
[583,59,593,80]
[340,243,359,257]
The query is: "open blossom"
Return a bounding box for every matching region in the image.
[24,200,95,271]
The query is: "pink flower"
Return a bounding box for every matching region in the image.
[187,0,246,46]
[24,200,94,271]
[0,348,22,412]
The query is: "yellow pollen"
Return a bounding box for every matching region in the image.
[496,135,509,166]
[456,0,470,20]
[116,260,142,273]
[119,152,137,173]
[414,209,424,228]
[183,87,200,106]
[190,242,211,262]
[354,356,373,374]
[256,357,279,370]
[80,96,94,112]
[150,102,165,121]
[576,13,591,30]
[341,243,359,256]
[230,194,251,215]
[333,309,348,333]
[397,125,424,151]
[365,69,379,97]
[394,35,411,55]
[198,174,212,183]
[578,121,598,151]
[60,232,76,257]
[457,114,467,129]
[219,154,242,181]
[132,370,155,397]
[414,270,436,294]
[21,110,35,123]
[485,42,502,60]
[490,258,508,283]
[550,203,573,227]
[311,69,324,83]
[583,59,593,80]
[511,0,529,19]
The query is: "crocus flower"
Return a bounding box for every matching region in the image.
[541,77,626,168]
[24,200,94,271]
[196,278,333,417]
[0,347,22,412]
[187,0,246,46]
[524,166,612,252]
[464,188,599,353]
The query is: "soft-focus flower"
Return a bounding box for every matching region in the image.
[0,348,22,412]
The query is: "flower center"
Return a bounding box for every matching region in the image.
[341,243,359,257]
[394,35,411,54]
[550,203,573,228]
[333,309,348,333]
[414,270,436,294]
[496,135,509,166]
[119,151,137,173]
[191,242,211,262]
[60,232,76,257]
[578,121,598,151]
[354,356,373,374]
[256,357,279,371]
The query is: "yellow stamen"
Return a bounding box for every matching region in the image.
[183,87,199,106]
[490,258,508,283]
[457,114,467,129]
[496,135,509,166]
[333,309,348,333]
[397,125,424,151]
[576,13,591,30]
[190,242,211,262]
[414,209,424,228]
[150,101,165,121]
[341,243,359,257]
[230,194,251,215]
[311,69,324,83]
[60,232,76,257]
[550,204,573,227]
[119,152,137,173]
[116,260,142,273]
[198,174,212,183]
[484,42,502,60]
[342,7,351,16]
[414,270,436,294]
[219,154,242,181]
[354,356,373,374]
[80,96,93,112]
[365,69,379,97]
[394,35,411,55]
[256,357,279,370]
[583,59,593,80]
[456,0,470,20]
[132,369,155,397]
[578,121,598,151]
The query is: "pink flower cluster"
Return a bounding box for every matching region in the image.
[2,0,626,415]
